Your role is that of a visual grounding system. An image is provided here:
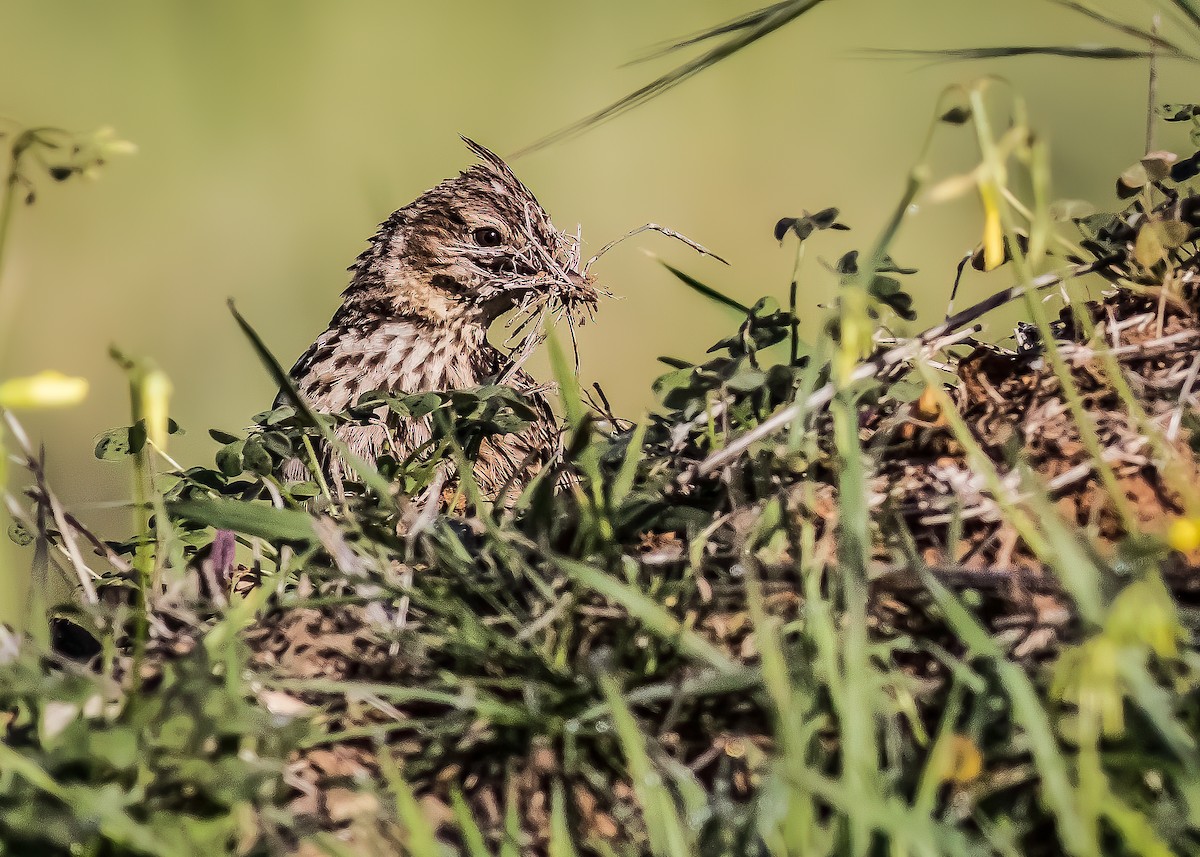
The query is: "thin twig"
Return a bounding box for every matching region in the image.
[1168,351,1200,440]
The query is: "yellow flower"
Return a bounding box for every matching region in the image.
[1168,517,1200,553]
[946,734,983,785]
[0,371,88,409]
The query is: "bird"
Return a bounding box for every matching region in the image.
[279,138,598,500]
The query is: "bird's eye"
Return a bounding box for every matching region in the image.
[472,227,503,248]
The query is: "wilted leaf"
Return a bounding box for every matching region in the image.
[928,170,979,203]
[140,368,173,449]
[947,735,984,785]
[981,191,1005,271]
[1141,151,1178,182]
[1118,162,1149,198]
[1152,219,1190,248]
[971,231,1029,272]
[1134,224,1166,267]
[1048,199,1096,221]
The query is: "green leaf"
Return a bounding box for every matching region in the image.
[215,439,245,477]
[549,778,580,857]
[170,498,317,543]
[207,429,241,444]
[241,438,273,476]
[94,426,136,460]
[8,521,33,546]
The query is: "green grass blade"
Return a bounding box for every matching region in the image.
[499,773,522,857]
[169,497,317,543]
[450,787,493,857]
[831,396,880,856]
[377,746,441,857]
[1051,0,1193,53]
[660,262,750,315]
[264,677,528,726]
[554,554,741,675]
[1164,0,1200,32]
[610,418,647,507]
[600,675,693,857]
[546,326,585,431]
[549,777,581,857]
[869,45,1160,61]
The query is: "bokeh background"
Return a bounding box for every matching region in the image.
[0,0,1183,623]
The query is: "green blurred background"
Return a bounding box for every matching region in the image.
[0,0,1180,623]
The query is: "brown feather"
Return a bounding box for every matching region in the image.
[281,140,596,500]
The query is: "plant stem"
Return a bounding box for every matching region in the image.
[0,145,22,369]
[789,241,806,365]
[1146,15,1161,155]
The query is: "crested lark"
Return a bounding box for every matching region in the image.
[281,139,597,498]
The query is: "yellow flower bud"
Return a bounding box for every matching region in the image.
[92,125,138,157]
[0,371,88,409]
[139,369,173,450]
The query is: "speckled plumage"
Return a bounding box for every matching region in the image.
[281,139,594,498]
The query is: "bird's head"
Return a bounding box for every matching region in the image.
[346,138,598,328]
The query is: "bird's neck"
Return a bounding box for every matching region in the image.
[364,312,494,393]
[318,271,512,398]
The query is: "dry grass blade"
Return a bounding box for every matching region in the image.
[1164,0,1200,32]
[867,45,1165,62]
[519,0,1200,157]
[584,222,728,273]
[3,411,98,604]
[516,0,832,154]
[628,0,801,63]
[494,225,603,380]
[1051,0,1188,54]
